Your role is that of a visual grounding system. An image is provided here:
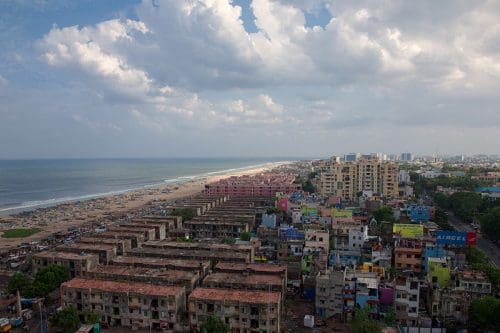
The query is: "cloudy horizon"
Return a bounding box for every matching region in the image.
[1,0,499,158]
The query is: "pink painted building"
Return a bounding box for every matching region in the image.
[204,173,300,197]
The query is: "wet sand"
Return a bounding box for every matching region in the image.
[0,163,289,250]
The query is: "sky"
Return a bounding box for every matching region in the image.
[0,0,499,159]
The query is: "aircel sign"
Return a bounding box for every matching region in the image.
[436,231,477,246]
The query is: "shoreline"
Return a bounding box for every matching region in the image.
[0,161,293,217]
[0,161,295,250]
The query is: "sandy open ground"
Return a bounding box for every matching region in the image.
[0,162,291,250]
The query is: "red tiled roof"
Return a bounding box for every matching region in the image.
[62,278,184,297]
[203,272,283,286]
[189,287,280,304]
[215,262,286,273]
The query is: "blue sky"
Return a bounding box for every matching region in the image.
[1,0,499,158]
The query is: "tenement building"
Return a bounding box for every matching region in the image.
[61,278,186,331]
[188,287,281,333]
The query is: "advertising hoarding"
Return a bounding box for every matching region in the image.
[392,224,424,238]
[436,231,466,245]
[436,230,477,246]
[332,208,353,218]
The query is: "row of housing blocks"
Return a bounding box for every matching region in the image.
[32,191,288,333]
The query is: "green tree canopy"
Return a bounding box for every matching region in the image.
[469,295,500,332]
[200,314,229,333]
[351,308,382,333]
[266,207,281,215]
[51,306,81,333]
[172,208,195,221]
[372,206,395,224]
[302,179,315,193]
[480,206,500,242]
[29,264,69,297]
[82,310,100,325]
[8,264,70,298]
[7,272,32,295]
[240,231,251,241]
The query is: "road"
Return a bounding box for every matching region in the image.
[446,211,500,267]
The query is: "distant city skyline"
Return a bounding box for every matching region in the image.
[1,0,499,158]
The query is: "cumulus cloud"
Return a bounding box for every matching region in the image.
[0,74,7,88]
[9,0,500,157]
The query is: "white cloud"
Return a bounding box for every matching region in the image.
[0,74,7,88]
[16,0,500,156]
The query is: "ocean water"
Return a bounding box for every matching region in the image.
[0,158,292,216]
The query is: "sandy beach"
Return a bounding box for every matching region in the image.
[0,162,293,250]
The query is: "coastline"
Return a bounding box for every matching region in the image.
[0,161,294,249]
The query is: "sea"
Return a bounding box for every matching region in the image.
[0,158,295,216]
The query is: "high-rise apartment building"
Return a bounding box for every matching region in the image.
[400,152,413,161]
[319,157,399,200]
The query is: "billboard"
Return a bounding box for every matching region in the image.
[301,206,318,217]
[332,208,353,218]
[466,232,477,245]
[277,198,288,212]
[436,231,466,245]
[392,224,424,238]
[436,231,477,246]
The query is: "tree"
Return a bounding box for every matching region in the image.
[200,314,229,333]
[433,208,453,231]
[383,309,397,327]
[30,264,69,297]
[480,206,500,242]
[240,231,251,241]
[372,206,395,224]
[7,272,32,295]
[223,237,235,244]
[172,208,195,221]
[448,192,482,222]
[51,306,81,333]
[351,308,382,333]
[82,310,100,325]
[469,295,500,332]
[266,207,281,215]
[302,179,315,193]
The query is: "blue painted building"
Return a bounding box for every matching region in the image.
[279,226,305,240]
[423,244,446,272]
[329,250,361,267]
[407,204,430,223]
[261,213,277,228]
